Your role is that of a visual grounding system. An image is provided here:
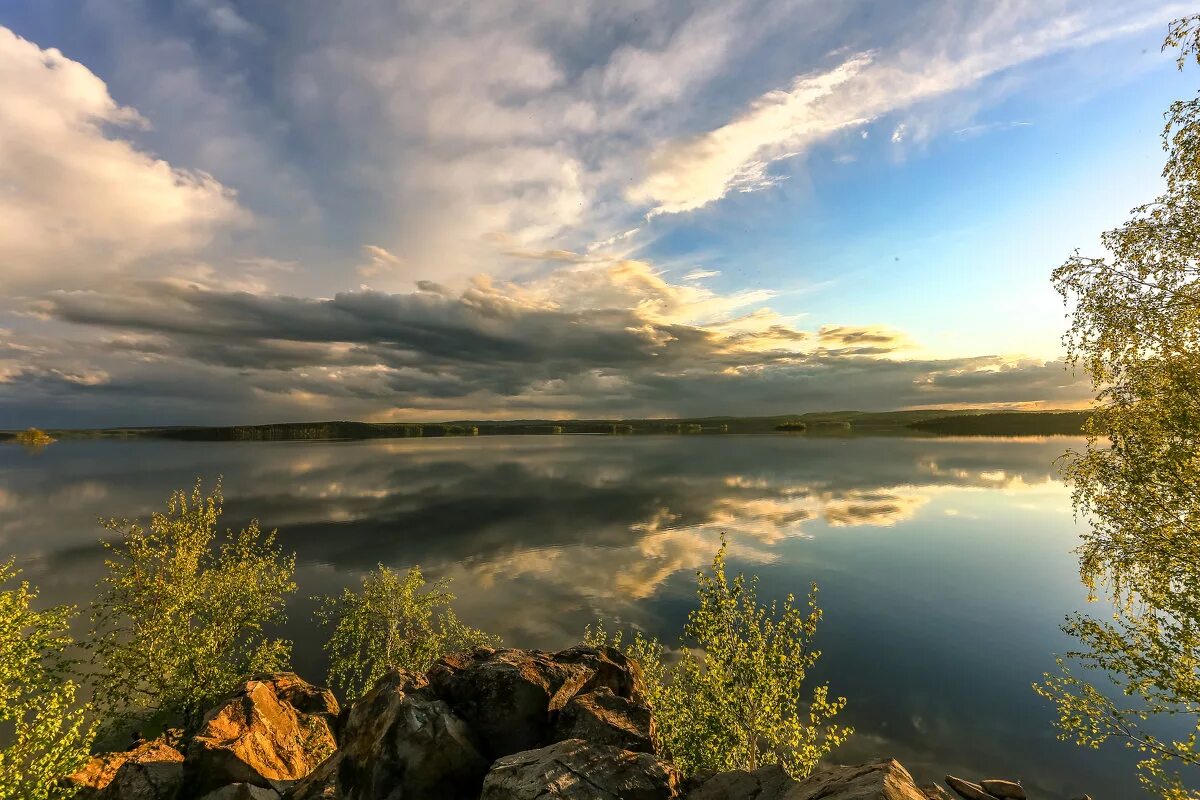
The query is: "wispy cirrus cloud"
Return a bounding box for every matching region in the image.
[628,2,1185,216]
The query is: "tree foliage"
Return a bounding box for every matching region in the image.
[88,480,296,733]
[0,560,94,800]
[586,539,851,779]
[1036,15,1200,798]
[315,564,500,700]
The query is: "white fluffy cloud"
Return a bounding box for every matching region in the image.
[0,27,244,292]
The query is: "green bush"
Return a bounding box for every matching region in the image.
[315,564,500,700]
[0,560,94,800]
[586,538,851,778]
[87,480,296,733]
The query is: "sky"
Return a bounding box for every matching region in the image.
[0,0,1191,426]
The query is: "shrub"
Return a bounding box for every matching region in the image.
[0,560,94,800]
[88,480,296,733]
[586,538,851,778]
[315,564,500,700]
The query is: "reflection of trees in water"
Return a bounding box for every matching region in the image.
[1036,16,1200,798]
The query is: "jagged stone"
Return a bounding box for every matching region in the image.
[944,776,999,800]
[197,784,281,800]
[686,759,928,800]
[285,668,489,800]
[552,687,654,753]
[480,738,681,800]
[920,784,954,800]
[684,765,794,799]
[427,645,645,759]
[184,673,338,797]
[978,781,1024,800]
[281,755,338,800]
[68,738,183,800]
[67,738,185,800]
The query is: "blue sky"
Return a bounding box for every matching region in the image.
[0,1,1190,425]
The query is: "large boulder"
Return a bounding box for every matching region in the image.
[978,781,1025,800]
[551,687,654,753]
[685,765,795,800]
[67,738,185,800]
[943,777,995,800]
[427,645,645,759]
[480,738,681,800]
[286,668,490,800]
[184,673,339,797]
[197,785,282,800]
[686,759,929,800]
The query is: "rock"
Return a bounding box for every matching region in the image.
[480,738,681,800]
[286,668,490,800]
[197,784,281,800]
[262,673,339,721]
[280,756,338,800]
[978,780,1025,800]
[784,760,930,800]
[184,673,339,797]
[552,687,654,753]
[428,645,645,759]
[67,738,185,800]
[686,759,928,800]
[944,776,999,800]
[919,784,954,800]
[684,765,794,800]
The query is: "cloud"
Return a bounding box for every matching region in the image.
[819,325,903,347]
[0,27,245,292]
[0,261,1092,426]
[357,245,402,278]
[953,121,1033,138]
[628,2,1181,216]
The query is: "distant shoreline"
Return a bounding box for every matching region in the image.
[1,410,1092,442]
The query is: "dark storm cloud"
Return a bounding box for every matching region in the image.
[0,266,1091,427]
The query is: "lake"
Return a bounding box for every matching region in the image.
[0,434,1138,796]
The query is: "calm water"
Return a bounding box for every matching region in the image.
[0,434,1144,796]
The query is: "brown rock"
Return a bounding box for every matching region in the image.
[67,738,185,800]
[480,738,681,800]
[944,776,999,800]
[552,687,655,753]
[920,784,954,800]
[684,765,794,800]
[185,673,338,797]
[784,760,930,800]
[280,756,338,800]
[286,668,489,800]
[978,780,1024,799]
[197,784,281,800]
[686,759,928,800]
[427,645,645,759]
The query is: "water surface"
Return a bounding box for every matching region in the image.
[0,434,1133,796]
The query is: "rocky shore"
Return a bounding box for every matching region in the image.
[66,645,1074,800]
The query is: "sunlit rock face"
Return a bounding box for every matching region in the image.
[67,739,185,800]
[183,674,339,798]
